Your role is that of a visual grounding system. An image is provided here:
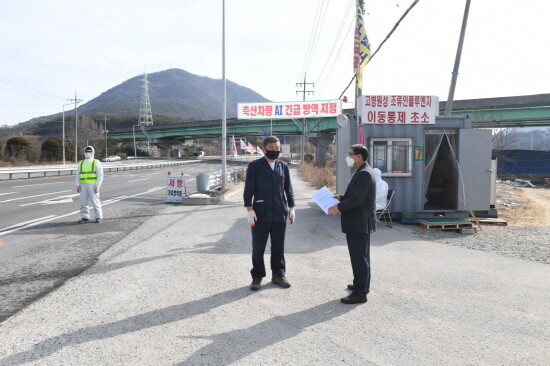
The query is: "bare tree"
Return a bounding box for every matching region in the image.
[492,128,517,151]
[77,115,105,157]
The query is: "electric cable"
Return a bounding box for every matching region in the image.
[338,0,421,99]
[315,0,354,87]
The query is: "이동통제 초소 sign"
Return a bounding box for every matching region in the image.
[358,95,439,125]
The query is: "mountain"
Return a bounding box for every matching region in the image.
[18,68,271,134]
[79,68,270,119]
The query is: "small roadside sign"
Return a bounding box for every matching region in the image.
[166,172,186,203]
[257,131,269,135]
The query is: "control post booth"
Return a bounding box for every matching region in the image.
[336,95,493,220]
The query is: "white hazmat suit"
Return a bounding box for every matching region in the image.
[373,168,389,210]
[76,146,104,221]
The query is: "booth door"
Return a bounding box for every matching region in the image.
[458,129,492,211]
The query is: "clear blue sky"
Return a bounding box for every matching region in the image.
[0,0,548,126]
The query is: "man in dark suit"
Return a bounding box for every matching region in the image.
[328,144,376,304]
[244,136,296,291]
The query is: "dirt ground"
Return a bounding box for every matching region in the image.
[496,183,550,227]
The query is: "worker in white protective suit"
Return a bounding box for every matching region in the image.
[76,146,104,223]
[373,168,389,210]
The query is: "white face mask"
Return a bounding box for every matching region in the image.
[84,152,93,159]
[345,156,355,168]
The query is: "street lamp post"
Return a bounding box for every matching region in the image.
[104,116,108,158]
[62,102,73,165]
[68,91,83,162]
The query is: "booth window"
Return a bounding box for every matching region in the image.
[370,138,412,177]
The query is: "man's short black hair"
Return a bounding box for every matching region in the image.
[262,136,280,148]
[350,144,369,161]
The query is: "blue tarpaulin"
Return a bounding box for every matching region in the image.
[496,150,550,174]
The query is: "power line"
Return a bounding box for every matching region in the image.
[303,0,330,77]
[297,0,325,82]
[317,12,355,90]
[339,0,421,98]
[315,0,354,87]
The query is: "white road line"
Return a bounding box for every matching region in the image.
[14,182,65,188]
[0,192,18,196]
[0,215,57,232]
[0,186,165,236]
[0,190,72,203]
[128,178,150,182]
[19,194,80,207]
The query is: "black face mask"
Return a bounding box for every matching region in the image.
[265,150,280,160]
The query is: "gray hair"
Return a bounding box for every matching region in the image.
[262,136,280,148]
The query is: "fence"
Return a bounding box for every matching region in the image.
[0,160,201,180]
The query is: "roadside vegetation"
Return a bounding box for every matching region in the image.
[298,160,336,191]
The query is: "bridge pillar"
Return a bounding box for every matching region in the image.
[309,132,334,167]
[153,140,181,158]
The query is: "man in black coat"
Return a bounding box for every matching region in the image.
[328,144,376,304]
[243,136,295,291]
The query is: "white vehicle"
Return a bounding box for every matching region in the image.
[101,155,121,162]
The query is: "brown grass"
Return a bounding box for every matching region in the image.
[298,163,336,191]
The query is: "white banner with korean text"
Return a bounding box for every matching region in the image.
[358,95,439,125]
[238,100,342,120]
[166,174,185,203]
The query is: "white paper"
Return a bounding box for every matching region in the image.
[311,186,340,214]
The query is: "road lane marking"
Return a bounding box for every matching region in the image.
[128,178,150,182]
[0,186,165,236]
[14,182,65,188]
[0,215,57,233]
[0,192,18,196]
[0,190,72,203]
[19,194,80,207]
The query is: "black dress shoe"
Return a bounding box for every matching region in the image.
[250,278,262,291]
[347,284,356,291]
[341,295,367,304]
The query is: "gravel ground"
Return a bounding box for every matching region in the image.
[407,224,550,264]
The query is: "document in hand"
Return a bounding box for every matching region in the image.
[311,186,340,214]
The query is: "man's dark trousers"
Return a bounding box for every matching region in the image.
[251,221,286,279]
[346,233,371,296]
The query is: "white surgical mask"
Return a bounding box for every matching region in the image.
[345,156,355,168]
[84,152,93,159]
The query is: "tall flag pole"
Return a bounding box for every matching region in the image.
[354,0,371,145]
[354,0,372,92]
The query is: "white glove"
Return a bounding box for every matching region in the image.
[247,210,257,227]
[289,207,296,224]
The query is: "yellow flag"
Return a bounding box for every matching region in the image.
[354,1,372,89]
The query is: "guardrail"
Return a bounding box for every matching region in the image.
[0,160,201,180]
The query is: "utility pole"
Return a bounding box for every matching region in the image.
[221,0,227,187]
[296,73,314,163]
[68,91,82,162]
[444,0,471,115]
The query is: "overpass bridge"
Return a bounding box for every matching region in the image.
[107,94,550,153]
[442,93,550,128]
[108,117,338,142]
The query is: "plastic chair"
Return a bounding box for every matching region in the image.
[376,189,394,228]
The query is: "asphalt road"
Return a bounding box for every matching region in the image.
[0,158,245,322]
